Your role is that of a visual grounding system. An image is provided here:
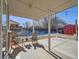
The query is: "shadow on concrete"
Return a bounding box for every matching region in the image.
[44,49,62,59]
[32,42,45,50]
[9,39,62,59]
[9,46,26,59]
[25,44,32,49]
[50,51,62,59]
[32,42,62,59]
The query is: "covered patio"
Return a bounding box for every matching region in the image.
[0,0,77,59]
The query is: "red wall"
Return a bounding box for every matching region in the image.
[64,25,76,35]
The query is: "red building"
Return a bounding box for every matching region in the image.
[64,25,76,35]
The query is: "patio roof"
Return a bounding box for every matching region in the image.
[8,0,77,20]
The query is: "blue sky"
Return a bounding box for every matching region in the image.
[57,6,78,24]
[2,6,78,26]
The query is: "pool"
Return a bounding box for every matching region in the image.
[16,30,57,36]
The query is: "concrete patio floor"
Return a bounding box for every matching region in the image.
[11,37,77,59]
[16,47,55,59]
[38,38,78,59]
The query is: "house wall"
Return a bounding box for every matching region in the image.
[10,24,19,30]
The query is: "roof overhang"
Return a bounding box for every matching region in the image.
[6,0,78,20]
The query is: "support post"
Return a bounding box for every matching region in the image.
[55,13,58,38]
[48,10,51,51]
[5,0,10,59]
[0,0,3,59]
[33,20,35,33]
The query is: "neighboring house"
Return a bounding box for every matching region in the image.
[10,20,22,30]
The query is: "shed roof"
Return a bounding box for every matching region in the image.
[10,20,19,25]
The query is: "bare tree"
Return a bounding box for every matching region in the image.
[51,16,66,29]
[25,21,30,29]
[34,16,66,30]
